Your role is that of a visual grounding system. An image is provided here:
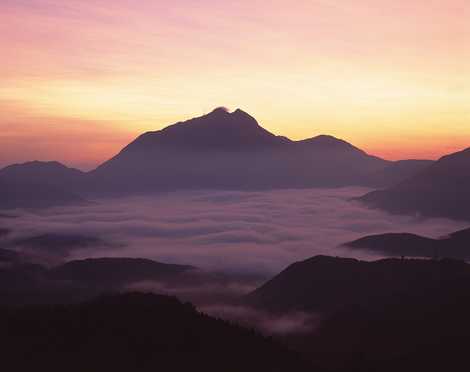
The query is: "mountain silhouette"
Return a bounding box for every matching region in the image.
[246,255,470,313]
[88,108,389,191]
[0,109,444,204]
[248,256,470,372]
[0,161,83,188]
[344,226,470,259]
[0,254,262,307]
[49,257,195,286]
[124,107,288,150]
[0,257,195,305]
[360,147,470,220]
[0,109,442,201]
[0,161,85,210]
[0,292,312,372]
[0,178,84,210]
[7,233,110,263]
[365,159,433,187]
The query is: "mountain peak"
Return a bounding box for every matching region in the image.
[296,134,365,154]
[127,108,284,150]
[302,134,351,145]
[0,160,85,207]
[0,161,83,176]
[208,106,231,116]
[2,160,67,172]
[204,107,257,125]
[231,107,253,118]
[437,146,470,164]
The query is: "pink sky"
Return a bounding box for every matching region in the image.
[1,0,469,170]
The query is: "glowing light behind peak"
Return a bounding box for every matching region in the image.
[1,0,469,169]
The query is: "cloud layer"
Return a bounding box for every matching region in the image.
[1,187,468,276]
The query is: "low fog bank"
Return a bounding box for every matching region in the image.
[200,304,320,335]
[1,187,467,275]
[124,269,263,305]
[126,275,318,336]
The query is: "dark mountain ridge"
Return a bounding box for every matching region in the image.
[366,159,434,187]
[0,161,83,186]
[344,226,470,259]
[49,257,195,286]
[246,255,470,313]
[88,108,389,191]
[0,257,196,305]
[0,108,444,207]
[0,178,84,210]
[246,255,470,372]
[0,292,312,372]
[124,107,288,150]
[3,233,112,264]
[360,146,470,220]
[0,161,86,210]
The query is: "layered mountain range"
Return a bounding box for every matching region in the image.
[0,292,312,372]
[2,242,470,372]
[344,226,470,259]
[246,255,470,371]
[1,107,439,209]
[1,107,469,220]
[0,161,84,209]
[87,107,389,191]
[360,147,470,220]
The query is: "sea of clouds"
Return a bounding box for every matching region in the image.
[2,187,468,334]
[2,187,467,276]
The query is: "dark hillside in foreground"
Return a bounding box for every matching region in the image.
[305,293,470,372]
[247,256,470,372]
[0,293,313,372]
[246,255,470,313]
[2,253,470,372]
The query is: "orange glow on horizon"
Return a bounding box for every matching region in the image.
[1,0,469,170]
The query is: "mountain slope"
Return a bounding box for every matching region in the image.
[0,293,312,372]
[88,108,389,191]
[0,178,84,210]
[344,227,470,259]
[0,257,195,305]
[6,233,109,263]
[0,161,85,210]
[360,147,470,220]
[49,257,194,286]
[123,107,288,150]
[365,159,433,187]
[0,161,84,188]
[248,256,470,372]
[246,255,470,313]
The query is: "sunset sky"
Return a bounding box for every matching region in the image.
[1,0,469,170]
